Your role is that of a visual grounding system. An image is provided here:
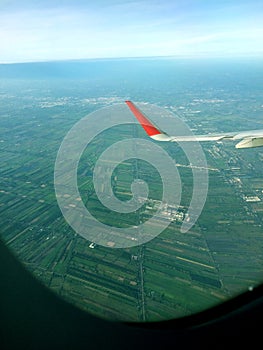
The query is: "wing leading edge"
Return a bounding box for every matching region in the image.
[125,100,263,149]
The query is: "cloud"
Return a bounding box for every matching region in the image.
[1,1,263,62]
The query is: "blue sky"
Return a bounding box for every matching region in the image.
[1,0,263,63]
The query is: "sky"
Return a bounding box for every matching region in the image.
[1,0,263,63]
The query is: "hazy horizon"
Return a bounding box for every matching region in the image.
[2,53,263,65]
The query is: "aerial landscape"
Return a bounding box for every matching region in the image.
[1,58,263,322]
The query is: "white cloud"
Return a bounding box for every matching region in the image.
[1,3,263,62]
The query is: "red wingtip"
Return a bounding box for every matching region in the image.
[125,101,162,137]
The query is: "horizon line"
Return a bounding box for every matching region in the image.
[1,53,263,65]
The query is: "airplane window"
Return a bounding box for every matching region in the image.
[1,1,263,324]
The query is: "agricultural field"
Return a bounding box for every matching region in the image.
[1,59,263,322]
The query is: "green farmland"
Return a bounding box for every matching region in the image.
[1,62,263,322]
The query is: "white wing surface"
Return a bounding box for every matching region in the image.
[125,100,263,149]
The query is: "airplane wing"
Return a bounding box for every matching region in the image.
[125,100,263,149]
